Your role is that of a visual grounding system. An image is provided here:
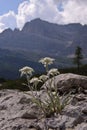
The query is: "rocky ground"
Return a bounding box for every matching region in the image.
[0,73,87,130]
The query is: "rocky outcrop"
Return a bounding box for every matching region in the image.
[0,90,86,130]
[42,73,87,94]
[0,73,87,130]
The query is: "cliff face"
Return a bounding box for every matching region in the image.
[0,73,87,130]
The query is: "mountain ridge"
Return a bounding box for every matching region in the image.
[0,18,87,57]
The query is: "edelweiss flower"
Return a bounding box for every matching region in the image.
[30,77,41,85]
[52,92,56,95]
[19,66,34,76]
[39,57,55,66]
[48,68,60,76]
[39,75,49,82]
[39,57,55,72]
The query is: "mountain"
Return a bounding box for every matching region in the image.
[0,18,87,57]
[0,18,87,79]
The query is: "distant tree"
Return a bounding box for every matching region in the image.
[73,46,83,73]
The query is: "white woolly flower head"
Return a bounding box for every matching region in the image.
[19,66,34,76]
[48,68,60,76]
[30,77,41,85]
[39,57,55,67]
[39,75,49,82]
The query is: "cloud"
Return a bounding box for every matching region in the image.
[16,0,87,29]
[61,0,87,25]
[0,11,17,32]
[16,0,62,29]
[0,23,6,32]
[0,0,87,32]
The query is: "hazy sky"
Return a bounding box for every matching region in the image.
[0,0,87,32]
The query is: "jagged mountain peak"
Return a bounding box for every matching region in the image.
[30,18,42,22]
[14,28,20,32]
[21,18,49,34]
[2,28,13,34]
[23,18,49,26]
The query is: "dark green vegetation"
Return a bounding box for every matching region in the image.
[60,64,87,76]
[0,64,87,91]
[73,46,83,72]
[0,78,29,91]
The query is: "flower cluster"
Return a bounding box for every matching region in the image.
[30,77,42,87]
[48,68,60,76]
[19,57,71,117]
[39,57,55,72]
[19,66,34,76]
[39,75,49,82]
[19,57,59,89]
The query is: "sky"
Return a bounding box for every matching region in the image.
[0,0,87,32]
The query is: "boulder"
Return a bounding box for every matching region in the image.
[41,73,87,93]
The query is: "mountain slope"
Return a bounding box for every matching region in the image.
[0,18,87,79]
